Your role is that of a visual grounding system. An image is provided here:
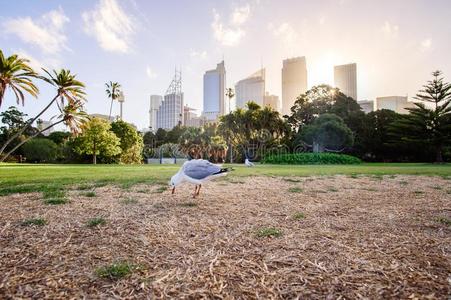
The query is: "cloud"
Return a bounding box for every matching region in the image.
[190,49,207,59]
[269,22,298,45]
[82,0,135,53]
[211,5,251,47]
[146,66,157,79]
[420,38,432,51]
[381,21,399,38]
[15,49,61,71]
[230,4,250,25]
[2,7,69,54]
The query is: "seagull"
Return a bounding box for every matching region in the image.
[170,159,231,198]
[245,158,255,167]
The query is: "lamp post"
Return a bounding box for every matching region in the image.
[117,91,125,120]
[225,88,235,163]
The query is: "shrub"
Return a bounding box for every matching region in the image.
[87,217,106,227]
[22,138,59,162]
[262,153,361,165]
[256,227,283,238]
[21,218,47,226]
[95,261,136,280]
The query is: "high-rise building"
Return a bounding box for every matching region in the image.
[36,120,54,136]
[156,70,184,130]
[334,63,357,100]
[282,57,307,116]
[358,100,374,114]
[149,95,163,132]
[183,105,204,127]
[203,61,226,121]
[376,96,416,114]
[235,68,265,109]
[263,92,280,112]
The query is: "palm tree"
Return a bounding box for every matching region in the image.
[0,69,86,160]
[0,50,39,107]
[105,81,121,120]
[1,100,89,160]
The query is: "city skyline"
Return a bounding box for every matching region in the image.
[1,0,450,129]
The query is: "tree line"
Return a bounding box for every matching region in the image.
[1,48,450,163]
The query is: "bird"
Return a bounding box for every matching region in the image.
[245,158,255,167]
[170,159,231,198]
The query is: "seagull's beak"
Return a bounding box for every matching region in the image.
[171,187,175,194]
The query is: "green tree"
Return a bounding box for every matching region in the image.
[47,131,71,145]
[298,114,354,153]
[22,138,59,163]
[0,50,39,107]
[218,102,287,161]
[154,128,167,147]
[2,100,89,161]
[286,85,337,130]
[360,109,402,161]
[105,81,121,120]
[0,107,30,153]
[0,69,86,160]
[389,71,451,162]
[75,118,121,164]
[110,120,143,164]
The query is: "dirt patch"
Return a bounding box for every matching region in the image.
[0,175,450,298]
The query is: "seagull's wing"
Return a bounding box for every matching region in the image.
[182,159,222,180]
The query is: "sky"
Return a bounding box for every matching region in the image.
[1,0,451,130]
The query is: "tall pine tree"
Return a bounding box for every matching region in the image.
[390,71,451,162]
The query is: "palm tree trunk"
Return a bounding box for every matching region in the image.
[108,99,113,121]
[0,119,65,162]
[93,141,97,164]
[0,82,6,107]
[0,94,59,158]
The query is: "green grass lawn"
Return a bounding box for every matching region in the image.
[0,163,449,196]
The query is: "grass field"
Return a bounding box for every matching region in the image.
[0,163,450,195]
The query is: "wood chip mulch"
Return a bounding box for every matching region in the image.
[0,175,450,299]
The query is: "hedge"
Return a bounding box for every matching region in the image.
[262,153,362,165]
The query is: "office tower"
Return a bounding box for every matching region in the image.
[36,120,54,136]
[235,68,265,109]
[375,96,416,114]
[184,105,204,127]
[282,57,307,116]
[358,100,374,114]
[334,63,357,100]
[156,70,184,130]
[263,93,280,112]
[203,61,226,121]
[149,95,163,132]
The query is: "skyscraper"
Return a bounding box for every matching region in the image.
[156,70,184,130]
[235,68,265,109]
[282,57,307,116]
[263,92,280,112]
[375,96,416,114]
[149,95,163,132]
[334,63,357,100]
[203,61,226,121]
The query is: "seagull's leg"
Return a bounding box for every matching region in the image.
[193,185,198,198]
[196,184,202,196]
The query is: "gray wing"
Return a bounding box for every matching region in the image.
[182,160,221,180]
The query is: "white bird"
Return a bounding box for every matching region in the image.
[245,158,255,167]
[170,159,230,198]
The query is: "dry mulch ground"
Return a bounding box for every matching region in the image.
[0,175,450,299]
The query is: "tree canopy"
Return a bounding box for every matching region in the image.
[75,118,121,164]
